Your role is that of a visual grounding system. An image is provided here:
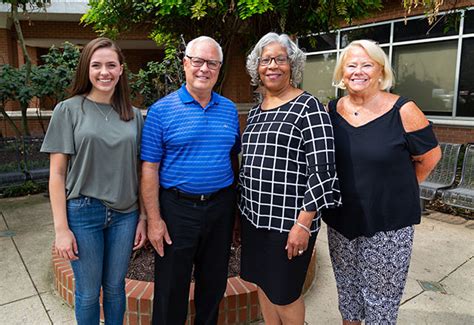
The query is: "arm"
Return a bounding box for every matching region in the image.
[49,153,78,260]
[286,97,339,259]
[400,102,442,183]
[133,160,147,250]
[141,161,171,257]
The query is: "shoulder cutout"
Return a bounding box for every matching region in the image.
[399,101,430,133]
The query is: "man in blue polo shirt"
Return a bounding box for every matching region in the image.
[141,36,240,325]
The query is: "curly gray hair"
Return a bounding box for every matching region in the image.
[246,32,306,87]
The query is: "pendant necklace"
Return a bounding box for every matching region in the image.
[89,97,114,121]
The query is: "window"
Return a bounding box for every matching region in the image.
[464,9,474,33]
[299,33,337,53]
[457,38,474,117]
[302,53,337,104]
[341,25,390,47]
[392,41,457,116]
[393,13,459,42]
[301,6,474,122]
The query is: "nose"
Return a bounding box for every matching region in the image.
[100,65,109,75]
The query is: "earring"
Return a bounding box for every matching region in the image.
[378,78,382,83]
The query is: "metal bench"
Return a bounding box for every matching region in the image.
[441,144,474,211]
[420,143,461,201]
[22,136,50,183]
[0,137,27,189]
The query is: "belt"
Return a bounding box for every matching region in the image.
[166,187,223,202]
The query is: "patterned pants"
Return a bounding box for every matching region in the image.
[328,226,414,324]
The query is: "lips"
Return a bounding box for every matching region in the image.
[266,73,281,80]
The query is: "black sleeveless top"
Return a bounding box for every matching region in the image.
[323,96,438,240]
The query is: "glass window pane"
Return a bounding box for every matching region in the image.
[394,13,459,42]
[464,9,474,34]
[299,33,337,52]
[341,25,391,48]
[302,53,337,104]
[392,41,457,116]
[457,38,474,117]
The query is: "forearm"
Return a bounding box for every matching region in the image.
[141,162,162,224]
[49,175,69,233]
[297,210,316,228]
[413,145,442,183]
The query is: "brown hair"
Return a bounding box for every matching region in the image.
[71,37,133,121]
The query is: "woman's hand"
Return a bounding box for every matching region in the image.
[285,224,310,260]
[55,228,78,260]
[133,219,147,250]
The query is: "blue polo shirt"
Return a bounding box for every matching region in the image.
[141,84,241,194]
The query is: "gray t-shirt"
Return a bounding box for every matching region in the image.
[41,95,143,212]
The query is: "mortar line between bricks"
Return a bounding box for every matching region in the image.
[2,211,54,324]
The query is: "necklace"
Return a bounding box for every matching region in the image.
[347,92,379,117]
[88,97,114,121]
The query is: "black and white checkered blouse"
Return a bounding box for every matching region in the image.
[239,92,341,233]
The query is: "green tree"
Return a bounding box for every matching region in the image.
[83,0,385,93]
[1,0,50,135]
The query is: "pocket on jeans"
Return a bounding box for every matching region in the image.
[66,196,87,212]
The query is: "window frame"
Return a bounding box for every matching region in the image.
[299,6,474,126]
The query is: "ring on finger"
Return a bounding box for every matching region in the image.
[298,249,304,255]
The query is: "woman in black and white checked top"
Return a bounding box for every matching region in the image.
[238,32,341,324]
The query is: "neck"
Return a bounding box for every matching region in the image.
[186,84,212,108]
[265,83,294,100]
[87,90,113,104]
[348,90,380,107]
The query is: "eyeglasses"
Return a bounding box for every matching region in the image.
[258,56,289,66]
[186,55,221,70]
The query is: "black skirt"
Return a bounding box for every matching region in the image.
[240,217,317,305]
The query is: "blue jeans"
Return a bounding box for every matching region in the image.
[67,196,137,325]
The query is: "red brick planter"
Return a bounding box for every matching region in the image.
[52,246,316,324]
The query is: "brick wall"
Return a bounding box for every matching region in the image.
[0,27,14,65]
[354,0,474,25]
[221,36,253,103]
[433,125,474,144]
[19,20,153,40]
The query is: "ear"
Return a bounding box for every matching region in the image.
[120,64,124,76]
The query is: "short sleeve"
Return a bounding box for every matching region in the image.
[405,122,439,156]
[40,101,75,155]
[140,102,164,163]
[300,95,342,212]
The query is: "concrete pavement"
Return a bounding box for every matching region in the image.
[0,194,473,324]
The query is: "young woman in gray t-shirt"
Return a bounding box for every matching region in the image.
[41,37,146,325]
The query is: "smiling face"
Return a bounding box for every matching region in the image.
[88,47,123,100]
[183,41,221,98]
[258,42,291,93]
[342,45,383,95]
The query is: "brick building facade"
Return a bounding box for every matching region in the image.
[0,1,473,143]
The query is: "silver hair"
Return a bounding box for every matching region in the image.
[246,32,306,87]
[185,36,223,62]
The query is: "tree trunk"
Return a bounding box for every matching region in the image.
[0,104,22,138]
[11,1,31,136]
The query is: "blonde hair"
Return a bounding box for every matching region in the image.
[332,39,394,91]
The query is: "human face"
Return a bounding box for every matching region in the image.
[88,48,123,99]
[184,41,221,97]
[342,46,383,95]
[258,42,291,93]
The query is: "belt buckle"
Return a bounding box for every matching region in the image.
[200,194,205,201]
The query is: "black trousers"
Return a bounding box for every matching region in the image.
[152,186,236,325]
